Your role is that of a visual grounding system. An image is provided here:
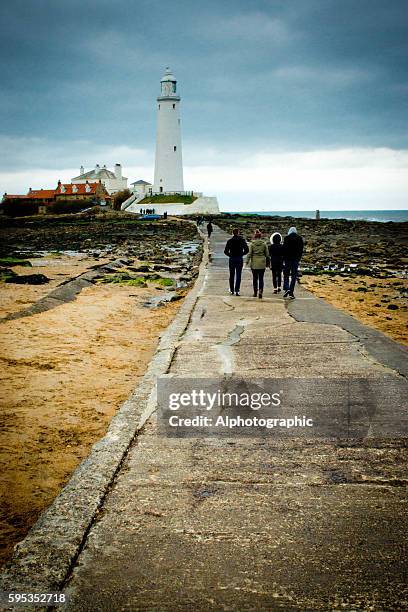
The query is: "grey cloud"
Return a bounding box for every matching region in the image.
[1,0,407,174]
[0,136,151,172]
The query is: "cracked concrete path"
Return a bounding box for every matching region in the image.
[60,226,408,610]
[1,226,407,610]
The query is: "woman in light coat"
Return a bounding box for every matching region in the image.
[246,229,269,299]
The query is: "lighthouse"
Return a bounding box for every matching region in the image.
[153,68,184,193]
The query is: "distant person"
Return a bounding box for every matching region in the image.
[268,232,284,293]
[207,221,213,238]
[140,208,143,214]
[224,228,249,296]
[164,211,168,219]
[283,226,304,299]
[246,229,269,299]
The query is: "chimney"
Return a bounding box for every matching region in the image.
[115,163,122,179]
[80,165,84,175]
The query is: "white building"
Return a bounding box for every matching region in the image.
[71,164,128,195]
[130,179,152,199]
[153,68,184,193]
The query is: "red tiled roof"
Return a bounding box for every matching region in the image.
[3,181,111,204]
[55,182,101,195]
[28,190,56,199]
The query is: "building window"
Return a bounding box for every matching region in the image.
[160,186,163,193]
[174,146,177,151]
[173,104,175,109]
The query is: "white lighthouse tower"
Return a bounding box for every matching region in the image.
[153,68,184,193]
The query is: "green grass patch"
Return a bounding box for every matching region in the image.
[99,271,175,288]
[155,277,174,287]
[100,273,147,287]
[0,257,32,267]
[139,195,197,205]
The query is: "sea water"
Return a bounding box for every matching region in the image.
[230,210,408,223]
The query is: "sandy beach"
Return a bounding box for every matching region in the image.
[0,214,201,564]
[302,274,408,346]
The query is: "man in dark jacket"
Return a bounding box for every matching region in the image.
[224,228,249,296]
[283,226,304,299]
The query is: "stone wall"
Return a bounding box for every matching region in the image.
[125,196,220,216]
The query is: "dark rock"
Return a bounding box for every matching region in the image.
[132,265,151,272]
[6,273,50,285]
[152,264,174,271]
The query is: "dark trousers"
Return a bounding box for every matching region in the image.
[271,265,282,289]
[283,259,299,295]
[228,257,243,293]
[252,269,265,294]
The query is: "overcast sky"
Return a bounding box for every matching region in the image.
[1,0,407,210]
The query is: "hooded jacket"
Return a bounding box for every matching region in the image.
[268,232,284,267]
[283,232,304,261]
[246,239,269,269]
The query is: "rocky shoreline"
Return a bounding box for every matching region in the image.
[0,211,203,305]
[215,214,408,278]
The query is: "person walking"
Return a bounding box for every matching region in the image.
[283,226,304,299]
[207,220,213,238]
[246,229,269,299]
[224,228,249,296]
[268,232,284,293]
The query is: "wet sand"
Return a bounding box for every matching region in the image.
[0,255,184,564]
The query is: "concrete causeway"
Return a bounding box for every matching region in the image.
[1,226,407,610]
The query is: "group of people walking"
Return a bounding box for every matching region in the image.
[223,227,304,299]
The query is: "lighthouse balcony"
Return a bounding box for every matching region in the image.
[157,95,181,102]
